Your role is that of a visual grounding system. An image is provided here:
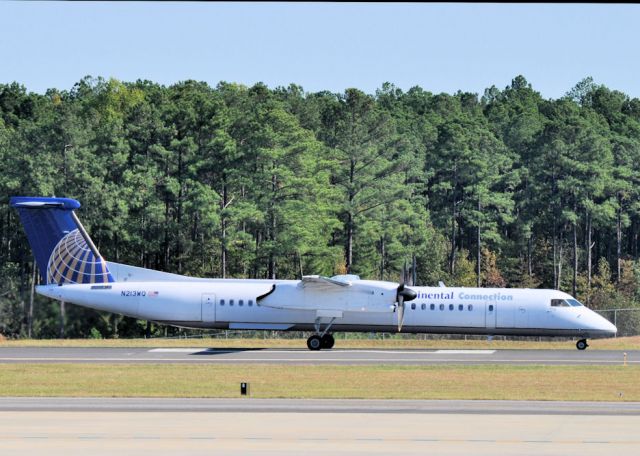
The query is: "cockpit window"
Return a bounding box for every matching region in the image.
[551,299,571,307]
[566,299,583,307]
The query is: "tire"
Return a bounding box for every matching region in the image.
[307,335,322,351]
[321,334,335,349]
[576,339,588,350]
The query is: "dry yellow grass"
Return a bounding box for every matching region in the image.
[0,363,637,401]
[0,336,638,350]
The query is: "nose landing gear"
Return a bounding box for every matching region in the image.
[576,339,589,350]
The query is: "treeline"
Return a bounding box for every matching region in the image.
[1,75,640,338]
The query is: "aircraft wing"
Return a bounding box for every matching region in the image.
[299,275,351,290]
[258,276,396,314]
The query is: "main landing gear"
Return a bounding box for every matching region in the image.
[576,339,589,350]
[307,333,335,350]
[306,317,336,351]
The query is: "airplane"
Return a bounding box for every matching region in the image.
[11,196,617,351]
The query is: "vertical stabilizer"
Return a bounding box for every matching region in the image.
[10,196,114,285]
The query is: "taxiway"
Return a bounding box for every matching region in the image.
[0,398,638,456]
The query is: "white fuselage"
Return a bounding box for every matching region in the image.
[37,273,617,339]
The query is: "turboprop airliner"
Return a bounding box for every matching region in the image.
[11,196,616,350]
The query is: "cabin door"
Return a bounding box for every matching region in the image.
[201,293,216,322]
[485,302,496,330]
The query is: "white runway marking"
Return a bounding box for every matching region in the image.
[434,350,496,354]
[147,349,495,355]
[147,349,447,355]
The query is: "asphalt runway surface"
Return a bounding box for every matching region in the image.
[1,397,639,415]
[0,399,639,455]
[0,346,637,365]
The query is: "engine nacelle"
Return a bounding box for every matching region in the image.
[257,278,399,313]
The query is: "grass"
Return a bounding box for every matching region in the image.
[0,363,638,401]
[0,335,639,350]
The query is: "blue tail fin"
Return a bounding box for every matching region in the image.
[10,197,114,285]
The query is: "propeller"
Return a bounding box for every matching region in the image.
[396,282,417,332]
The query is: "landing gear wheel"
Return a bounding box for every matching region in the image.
[321,334,335,349]
[576,339,588,350]
[307,335,322,351]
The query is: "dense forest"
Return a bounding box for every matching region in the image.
[1,75,640,338]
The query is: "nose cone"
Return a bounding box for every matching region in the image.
[588,311,617,337]
[601,317,618,336]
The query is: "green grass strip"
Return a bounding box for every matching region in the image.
[0,364,638,401]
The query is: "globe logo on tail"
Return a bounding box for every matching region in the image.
[47,229,114,284]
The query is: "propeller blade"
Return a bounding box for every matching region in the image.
[396,282,416,332]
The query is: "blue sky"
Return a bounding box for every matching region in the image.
[1,2,639,98]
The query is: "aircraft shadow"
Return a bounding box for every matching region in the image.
[190,348,268,356]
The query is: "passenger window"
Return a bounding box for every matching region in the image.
[239,299,244,307]
[449,304,454,311]
[229,299,234,306]
[430,304,435,310]
[248,300,254,307]
[421,304,426,310]
[488,305,494,311]
[439,304,444,311]
[458,304,463,311]
[220,299,225,306]
[468,304,473,311]
[411,303,416,310]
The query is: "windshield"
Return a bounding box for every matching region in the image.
[551,298,583,307]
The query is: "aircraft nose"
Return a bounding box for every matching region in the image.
[603,318,618,335]
[591,312,617,336]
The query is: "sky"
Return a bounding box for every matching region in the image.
[1,2,639,99]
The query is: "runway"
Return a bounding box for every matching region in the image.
[1,397,640,415]
[0,347,636,365]
[0,399,638,455]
